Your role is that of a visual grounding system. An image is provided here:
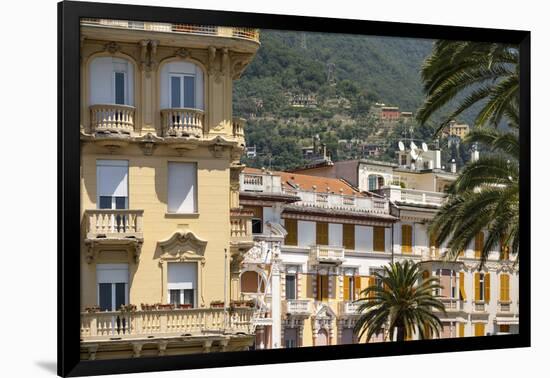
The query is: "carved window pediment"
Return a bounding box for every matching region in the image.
[158,230,207,263]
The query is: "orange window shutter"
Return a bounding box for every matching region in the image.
[368,276,375,298]
[343,276,350,301]
[484,273,491,303]
[316,222,328,245]
[500,274,510,301]
[354,276,362,299]
[343,224,355,250]
[285,219,297,246]
[500,325,510,333]
[474,273,480,301]
[475,323,485,337]
[373,227,385,252]
[317,274,323,301]
[322,275,329,301]
[459,272,466,300]
[458,323,465,337]
[402,225,412,254]
[475,232,484,259]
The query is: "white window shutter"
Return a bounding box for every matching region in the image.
[167,162,196,213]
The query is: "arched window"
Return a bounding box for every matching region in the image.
[89,56,134,106]
[240,271,265,293]
[160,61,204,110]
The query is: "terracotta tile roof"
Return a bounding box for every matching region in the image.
[243,167,361,196]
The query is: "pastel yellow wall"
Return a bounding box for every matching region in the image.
[80,143,232,309]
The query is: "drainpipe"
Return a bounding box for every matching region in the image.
[224,248,228,328]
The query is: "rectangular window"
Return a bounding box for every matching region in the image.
[343,275,355,301]
[373,226,385,252]
[167,162,197,213]
[401,224,412,254]
[114,71,126,105]
[343,224,355,250]
[167,263,197,308]
[284,219,298,246]
[170,74,196,108]
[474,323,485,337]
[500,274,510,301]
[170,76,181,108]
[97,264,129,311]
[97,160,129,210]
[317,274,329,301]
[285,274,296,300]
[184,76,196,108]
[284,328,298,348]
[316,222,329,245]
[475,232,484,259]
[475,272,485,301]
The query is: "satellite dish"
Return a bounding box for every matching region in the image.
[422,142,428,152]
[410,149,418,160]
[410,141,418,152]
[398,141,405,151]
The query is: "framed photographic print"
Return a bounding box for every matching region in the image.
[58,0,530,376]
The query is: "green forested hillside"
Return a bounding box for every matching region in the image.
[233,30,473,171]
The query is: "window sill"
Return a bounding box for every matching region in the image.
[165,212,200,219]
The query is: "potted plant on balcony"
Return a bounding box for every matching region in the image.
[120,304,137,313]
[230,300,254,308]
[85,305,101,313]
[178,303,192,309]
[210,300,225,308]
[156,303,175,310]
[141,303,155,311]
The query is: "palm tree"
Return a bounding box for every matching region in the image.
[429,128,519,267]
[353,260,445,342]
[416,40,519,134]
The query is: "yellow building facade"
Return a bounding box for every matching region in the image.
[79,19,260,360]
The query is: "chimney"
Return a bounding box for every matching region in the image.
[450,159,456,173]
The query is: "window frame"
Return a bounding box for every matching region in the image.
[167,161,198,214]
[168,73,197,109]
[112,70,127,105]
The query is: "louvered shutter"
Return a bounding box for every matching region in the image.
[484,273,491,303]
[373,226,385,252]
[343,224,355,250]
[354,276,362,299]
[474,273,480,301]
[459,272,466,300]
[343,276,350,301]
[316,222,328,245]
[401,225,412,254]
[285,219,297,246]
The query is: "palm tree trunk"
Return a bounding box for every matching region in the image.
[396,326,405,342]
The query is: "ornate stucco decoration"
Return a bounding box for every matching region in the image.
[158,230,207,264]
[136,132,163,156]
[139,40,160,75]
[209,144,225,158]
[312,304,336,339]
[230,53,253,79]
[207,46,216,75]
[175,47,190,59]
[84,239,143,264]
[104,41,121,54]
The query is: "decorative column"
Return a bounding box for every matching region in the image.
[271,258,282,349]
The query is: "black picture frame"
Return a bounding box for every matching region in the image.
[58,1,531,376]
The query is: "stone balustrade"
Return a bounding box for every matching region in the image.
[85,209,144,239]
[80,308,254,341]
[161,108,204,138]
[81,19,260,43]
[309,245,345,265]
[232,117,245,139]
[230,209,253,244]
[284,299,311,316]
[441,298,463,312]
[90,104,135,135]
[339,301,360,315]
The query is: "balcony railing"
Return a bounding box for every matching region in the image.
[161,108,204,138]
[441,298,463,312]
[498,301,512,313]
[80,308,254,341]
[85,209,144,239]
[232,117,245,139]
[473,301,487,312]
[81,19,260,43]
[288,189,389,214]
[309,245,345,265]
[230,209,253,245]
[90,104,135,135]
[339,301,360,316]
[240,173,283,194]
[284,299,311,316]
[379,185,446,206]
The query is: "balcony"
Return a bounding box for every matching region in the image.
[379,185,446,207]
[232,117,245,142]
[81,19,260,43]
[84,209,144,263]
[85,209,143,239]
[241,173,283,193]
[288,189,389,215]
[230,208,253,249]
[498,301,512,313]
[90,104,136,136]
[80,307,254,342]
[473,301,487,313]
[339,301,360,316]
[441,298,463,312]
[284,299,312,316]
[161,108,204,138]
[309,245,345,265]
